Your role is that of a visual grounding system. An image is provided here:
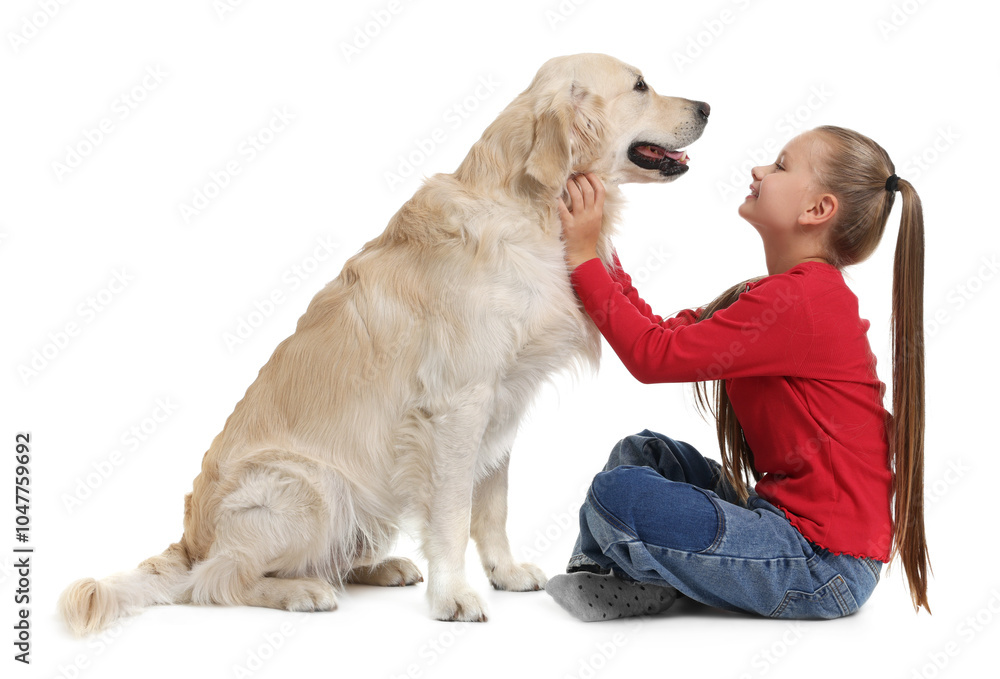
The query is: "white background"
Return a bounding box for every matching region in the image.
[3,0,999,678]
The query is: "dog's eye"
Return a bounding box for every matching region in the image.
[634,77,647,92]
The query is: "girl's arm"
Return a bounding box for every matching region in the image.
[609,252,703,329]
[571,259,812,384]
[558,174,701,330]
[559,173,811,384]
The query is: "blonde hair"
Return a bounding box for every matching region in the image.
[695,125,930,613]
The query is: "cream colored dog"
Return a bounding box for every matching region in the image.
[60,53,708,633]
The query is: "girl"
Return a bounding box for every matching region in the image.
[546,126,929,621]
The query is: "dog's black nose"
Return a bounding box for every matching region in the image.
[696,101,711,119]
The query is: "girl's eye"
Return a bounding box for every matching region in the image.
[775,162,784,171]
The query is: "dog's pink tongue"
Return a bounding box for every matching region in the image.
[634,145,690,165]
[636,145,689,164]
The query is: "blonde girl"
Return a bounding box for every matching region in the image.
[546,125,929,620]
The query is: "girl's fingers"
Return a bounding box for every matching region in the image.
[565,176,582,210]
[587,173,606,207]
[576,173,595,208]
[557,197,571,222]
[563,173,605,214]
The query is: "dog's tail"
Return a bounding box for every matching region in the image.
[59,541,192,636]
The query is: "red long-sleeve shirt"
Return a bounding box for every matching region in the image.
[571,257,893,561]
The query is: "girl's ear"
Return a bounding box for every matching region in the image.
[799,192,838,228]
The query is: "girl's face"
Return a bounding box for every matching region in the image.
[738,131,831,240]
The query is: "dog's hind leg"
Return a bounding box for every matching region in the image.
[343,518,423,587]
[346,557,424,587]
[186,450,355,613]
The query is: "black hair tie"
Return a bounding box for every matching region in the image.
[885,174,900,192]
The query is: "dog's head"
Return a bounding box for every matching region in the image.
[521,53,709,191]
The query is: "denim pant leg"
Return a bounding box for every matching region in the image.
[575,464,882,619]
[568,430,730,572]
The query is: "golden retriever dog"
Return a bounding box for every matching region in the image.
[59,53,708,633]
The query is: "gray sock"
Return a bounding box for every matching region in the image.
[546,572,678,622]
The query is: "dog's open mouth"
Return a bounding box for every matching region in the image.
[628,141,690,176]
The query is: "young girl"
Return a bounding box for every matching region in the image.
[546,125,929,621]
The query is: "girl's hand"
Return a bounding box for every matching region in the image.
[557,172,605,270]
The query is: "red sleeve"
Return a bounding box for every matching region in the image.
[570,258,812,384]
[608,253,702,329]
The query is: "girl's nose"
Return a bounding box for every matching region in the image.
[751,166,762,181]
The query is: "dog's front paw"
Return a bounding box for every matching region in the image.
[429,585,488,622]
[487,561,548,592]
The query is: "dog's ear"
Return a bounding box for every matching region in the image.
[525,82,604,192]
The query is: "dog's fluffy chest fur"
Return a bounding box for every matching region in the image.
[383,191,602,479]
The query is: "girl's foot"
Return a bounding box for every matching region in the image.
[546,572,678,622]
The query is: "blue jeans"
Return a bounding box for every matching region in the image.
[568,430,882,619]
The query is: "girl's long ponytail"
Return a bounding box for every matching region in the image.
[891,178,930,612]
